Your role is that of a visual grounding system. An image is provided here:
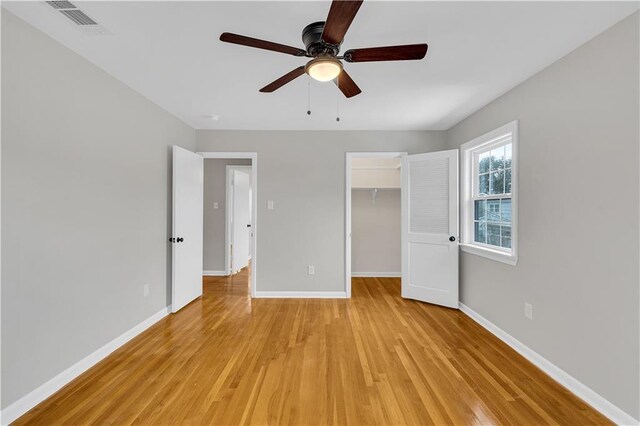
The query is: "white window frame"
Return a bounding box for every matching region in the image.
[460,121,518,265]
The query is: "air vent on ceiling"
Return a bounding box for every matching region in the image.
[46,1,76,10]
[44,0,111,34]
[59,9,97,25]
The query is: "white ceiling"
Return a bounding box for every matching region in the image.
[4,1,638,130]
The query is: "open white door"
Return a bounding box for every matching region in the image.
[401,150,459,308]
[171,146,203,313]
[231,168,251,274]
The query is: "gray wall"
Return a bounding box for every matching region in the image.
[351,189,401,274]
[3,4,638,422]
[196,131,447,292]
[203,159,251,272]
[1,11,195,409]
[446,12,639,420]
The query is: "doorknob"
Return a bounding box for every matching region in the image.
[177,237,184,243]
[169,237,176,243]
[449,236,456,242]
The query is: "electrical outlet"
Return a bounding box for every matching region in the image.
[307,265,315,275]
[267,200,274,210]
[143,284,150,297]
[525,303,533,320]
[213,202,219,209]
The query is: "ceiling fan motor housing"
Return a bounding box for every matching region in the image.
[302,21,340,57]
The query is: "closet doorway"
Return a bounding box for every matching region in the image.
[345,152,405,297]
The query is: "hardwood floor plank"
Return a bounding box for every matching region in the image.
[13,268,612,425]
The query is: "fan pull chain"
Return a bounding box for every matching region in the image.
[307,76,312,116]
[336,75,341,122]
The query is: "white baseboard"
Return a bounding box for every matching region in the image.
[459,303,639,426]
[202,270,228,276]
[254,291,347,299]
[1,306,171,426]
[352,272,401,278]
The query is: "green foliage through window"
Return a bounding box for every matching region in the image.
[477,144,512,196]
[473,142,513,249]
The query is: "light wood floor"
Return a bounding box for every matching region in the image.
[16,269,610,425]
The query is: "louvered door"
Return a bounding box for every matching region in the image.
[401,150,459,308]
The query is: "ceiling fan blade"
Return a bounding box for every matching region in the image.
[220,32,307,57]
[321,0,364,46]
[335,70,362,98]
[344,44,428,62]
[260,66,306,93]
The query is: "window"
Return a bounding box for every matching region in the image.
[460,121,518,265]
[473,142,512,249]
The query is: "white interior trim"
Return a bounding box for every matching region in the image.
[460,121,518,266]
[352,272,401,278]
[460,243,518,266]
[1,306,171,426]
[345,152,406,299]
[460,303,639,426]
[197,152,255,159]
[198,152,257,298]
[254,291,347,299]
[202,270,228,277]
[225,167,232,276]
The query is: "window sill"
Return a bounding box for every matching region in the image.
[460,244,518,266]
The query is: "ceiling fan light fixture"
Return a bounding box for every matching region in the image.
[305,56,343,82]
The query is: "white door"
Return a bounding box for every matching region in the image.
[231,168,251,274]
[401,150,459,308]
[171,146,203,313]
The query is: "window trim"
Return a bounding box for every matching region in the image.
[460,121,518,266]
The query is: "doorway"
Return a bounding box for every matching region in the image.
[345,152,406,297]
[226,165,252,275]
[199,152,258,297]
[345,150,460,308]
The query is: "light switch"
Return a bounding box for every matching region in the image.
[213,202,219,209]
[267,200,274,210]
[525,303,533,320]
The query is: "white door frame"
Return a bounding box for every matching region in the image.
[226,165,252,275]
[198,152,258,298]
[345,152,407,298]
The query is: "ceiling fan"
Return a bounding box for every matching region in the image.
[219,0,428,98]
